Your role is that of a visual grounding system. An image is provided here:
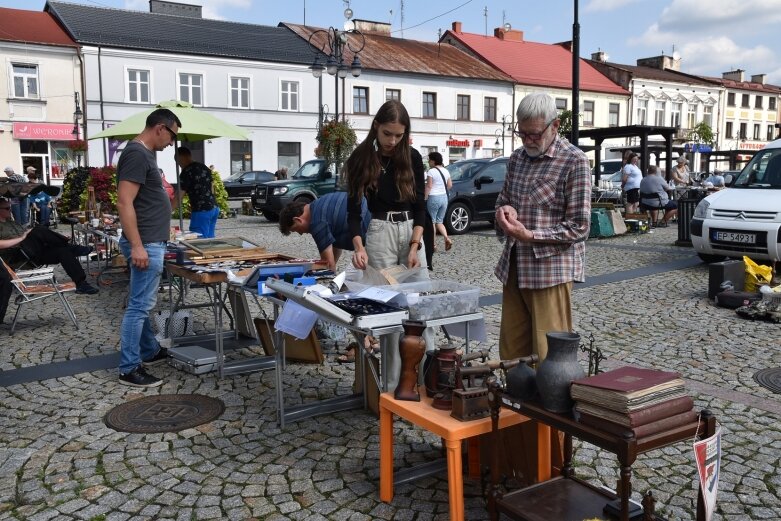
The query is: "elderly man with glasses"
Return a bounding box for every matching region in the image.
[115,108,181,388]
[494,93,592,363]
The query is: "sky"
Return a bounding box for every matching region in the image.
[4,0,781,84]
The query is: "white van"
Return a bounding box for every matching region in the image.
[691,138,781,263]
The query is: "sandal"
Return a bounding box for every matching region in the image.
[445,238,454,252]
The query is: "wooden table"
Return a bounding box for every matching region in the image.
[380,387,551,521]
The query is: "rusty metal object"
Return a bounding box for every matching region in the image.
[450,386,490,421]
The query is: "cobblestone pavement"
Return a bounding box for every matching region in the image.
[1,215,780,520]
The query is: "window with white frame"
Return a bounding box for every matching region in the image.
[739,122,747,140]
[636,99,648,125]
[703,105,713,127]
[280,80,299,111]
[179,73,203,105]
[422,92,436,118]
[755,95,763,109]
[555,98,567,111]
[127,69,150,103]
[386,89,401,101]
[457,95,470,121]
[770,97,777,111]
[687,104,697,129]
[353,87,369,114]
[608,103,619,127]
[753,124,761,140]
[230,76,250,109]
[12,63,39,99]
[484,97,497,122]
[654,100,666,126]
[583,100,594,126]
[768,125,776,141]
[741,94,749,108]
[671,102,682,128]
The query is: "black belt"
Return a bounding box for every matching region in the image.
[372,211,411,223]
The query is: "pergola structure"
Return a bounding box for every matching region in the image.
[579,125,679,184]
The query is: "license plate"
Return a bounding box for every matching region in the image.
[712,231,756,244]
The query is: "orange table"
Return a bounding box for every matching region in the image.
[379,387,552,521]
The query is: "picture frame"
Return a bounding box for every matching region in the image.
[253,317,324,364]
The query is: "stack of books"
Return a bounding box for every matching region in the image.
[571,366,696,438]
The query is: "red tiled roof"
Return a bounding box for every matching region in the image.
[704,76,781,94]
[444,28,628,96]
[0,7,77,47]
[283,23,513,83]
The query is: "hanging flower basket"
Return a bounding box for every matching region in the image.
[68,139,88,152]
[315,118,357,167]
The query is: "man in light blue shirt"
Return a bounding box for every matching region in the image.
[639,166,677,226]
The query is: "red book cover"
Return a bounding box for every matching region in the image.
[575,396,695,427]
[572,366,680,393]
[579,410,697,438]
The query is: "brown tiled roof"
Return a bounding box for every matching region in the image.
[589,61,720,87]
[282,23,513,83]
[703,76,781,94]
[0,7,77,47]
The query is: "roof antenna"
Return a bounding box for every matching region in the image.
[484,5,488,36]
[437,28,442,56]
[400,0,405,38]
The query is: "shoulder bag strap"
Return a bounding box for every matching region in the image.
[436,167,450,199]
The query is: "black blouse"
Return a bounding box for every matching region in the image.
[347,147,426,241]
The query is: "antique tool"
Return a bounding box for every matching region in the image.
[450,366,497,421]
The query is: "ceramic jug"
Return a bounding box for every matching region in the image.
[535,331,585,413]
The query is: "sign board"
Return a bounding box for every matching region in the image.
[13,122,76,141]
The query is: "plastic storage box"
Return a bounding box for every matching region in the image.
[385,280,480,320]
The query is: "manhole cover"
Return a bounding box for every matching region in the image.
[753,368,781,394]
[104,394,224,433]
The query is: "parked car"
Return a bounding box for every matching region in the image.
[251,159,335,221]
[691,138,781,263]
[222,170,275,199]
[444,157,508,235]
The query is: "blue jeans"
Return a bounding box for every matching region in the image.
[189,206,219,238]
[11,197,30,225]
[426,194,448,224]
[118,237,166,374]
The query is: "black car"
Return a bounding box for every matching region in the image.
[444,157,508,234]
[222,170,275,199]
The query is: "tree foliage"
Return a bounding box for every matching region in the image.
[557,110,573,140]
[689,121,715,145]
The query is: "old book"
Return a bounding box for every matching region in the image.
[578,409,698,438]
[570,366,685,411]
[575,396,694,427]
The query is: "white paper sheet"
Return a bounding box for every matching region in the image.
[275,300,318,339]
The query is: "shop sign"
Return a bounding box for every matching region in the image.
[739,142,765,150]
[447,139,470,147]
[13,122,76,141]
[684,143,713,153]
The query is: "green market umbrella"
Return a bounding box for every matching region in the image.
[90,100,250,229]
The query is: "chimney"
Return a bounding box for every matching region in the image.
[722,69,745,82]
[149,0,202,18]
[353,20,391,35]
[751,73,767,85]
[556,41,572,51]
[494,27,523,41]
[591,50,608,63]
[452,21,462,33]
[636,54,680,71]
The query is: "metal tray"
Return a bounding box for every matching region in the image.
[265,279,408,329]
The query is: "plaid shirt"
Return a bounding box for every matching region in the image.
[494,135,591,289]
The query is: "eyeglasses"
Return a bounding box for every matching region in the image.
[161,124,178,141]
[514,118,556,142]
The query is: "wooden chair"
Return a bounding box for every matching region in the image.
[0,258,78,334]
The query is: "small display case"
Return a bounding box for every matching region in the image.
[347,279,480,320]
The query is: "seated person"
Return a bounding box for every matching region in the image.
[0,197,98,295]
[279,191,370,272]
[639,166,677,226]
[704,171,726,190]
[28,170,54,226]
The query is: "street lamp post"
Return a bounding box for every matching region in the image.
[72,92,84,170]
[498,114,513,155]
[308,5,366,127]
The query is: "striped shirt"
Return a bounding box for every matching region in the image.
[310,191,369,253]
[494,135,591,289]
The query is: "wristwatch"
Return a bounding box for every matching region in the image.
[409,239,421,251]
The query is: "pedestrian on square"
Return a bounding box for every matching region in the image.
[494,93,591,362]
[175,146,218,238]
[343,99,429,390]
[425,151,454,253]
[4,166,30,226]
[621,153,642,214]
[116,108,180,388]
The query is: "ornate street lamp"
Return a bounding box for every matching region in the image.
[72,92,84,169]
[307,5,366,126]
